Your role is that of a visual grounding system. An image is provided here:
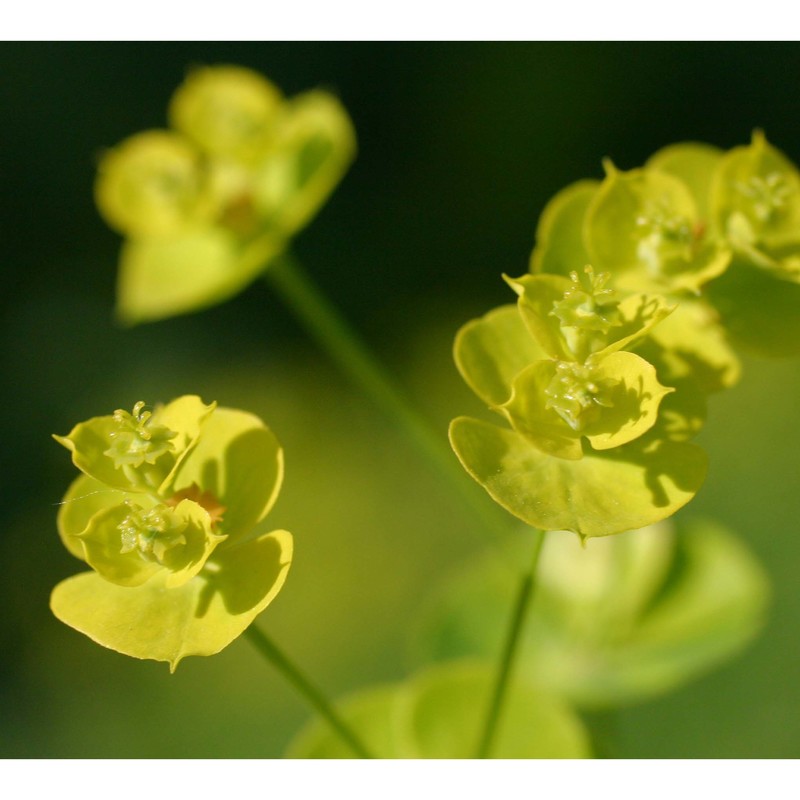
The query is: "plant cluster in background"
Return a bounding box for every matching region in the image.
[95,65,354,324]
[51,65,789,759]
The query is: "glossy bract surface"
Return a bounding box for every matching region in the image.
[451,266,719,537]
[95,64,356,323]
[51,396,292,670]
[449,135,800,534]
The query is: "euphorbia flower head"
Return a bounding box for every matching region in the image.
[95,64,356,324]
[52,395,292,670]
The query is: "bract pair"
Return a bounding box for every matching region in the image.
[52,396,291,670]
[96,65,356,324]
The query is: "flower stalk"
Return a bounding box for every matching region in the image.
[264,250,513,545]
[244,625,374,759]
[475,529,546,758]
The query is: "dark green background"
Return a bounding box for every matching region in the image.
[2,42,799,757]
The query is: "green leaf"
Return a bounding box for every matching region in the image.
[634,299,740,393]
[411,518,769,709]
[51,529,292,671]
[449,416,707,537]
[169,408,284,545]
[286,661,591,759]
[453,304,548,407]
[168,65,284,162]
[53,397,214,495]
[704,256,800,357]
[253,91,357,237]
[77,499,223,589]
[116,227,285,325]
[285,684,413,759]
[586,163,730,294]
[645,142,723,222]
[711,131,800,252]
[56,474,136,560]
[506,273,582,359]
[530,179,598,276]
[401,661,590,758]
[94,130,217,238]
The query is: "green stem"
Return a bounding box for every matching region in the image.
[264,251,509,545]
[245,625,374,759]
[475,529,546,759]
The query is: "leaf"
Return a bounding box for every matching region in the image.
[94,130,217,238]
[449,416,707,537]
[168,65,284,162]
[410,518,769,709]
[645,142,723,222]
[634,299,741,393]
[169,408,284,545]
[51,529,292,671]
[453,304,548,407]
[530,179,598,276]
[253,91,357,237]
[401,661,590,758]
[285,684,412,759]
[711,131,800,251]
[116,227,285,325]
[704,256,800,357]
[586,164,729,294]
[286,661,591,759]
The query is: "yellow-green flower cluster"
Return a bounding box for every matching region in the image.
[95,65,356,324]
[51,396,292,670]
[533,131,800,295]
[447,136,782,538]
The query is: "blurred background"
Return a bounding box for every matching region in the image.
[2,42,799,758]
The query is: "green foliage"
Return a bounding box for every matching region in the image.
[95,65,356,324]
[285,661,592,758]
[51,396,292,671]
[410,519,770,709]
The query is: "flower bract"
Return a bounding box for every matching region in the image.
[450,268,715,537]
[51,395,292,670]
[95,64,356,324]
